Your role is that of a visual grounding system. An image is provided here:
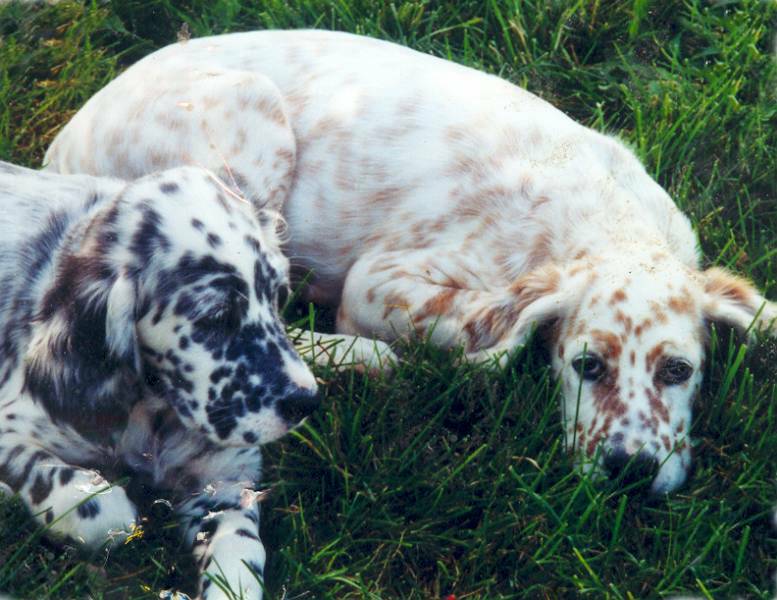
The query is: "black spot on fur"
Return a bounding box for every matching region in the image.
[59,468,74,486]
[244,235,261,254]
[235,527,260,541]
[0,448,48,492]
[209,366,232,384]
[245,560,264,577]
[130,205,170,269]
[206,232,222,248]
[77,499,100,519]
[160,182,179,194]
[242,432,257,444]
[29,472,53,504]
[25,252,141,423]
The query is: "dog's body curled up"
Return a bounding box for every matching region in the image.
[46,30,776,499]
[0,161,320,599]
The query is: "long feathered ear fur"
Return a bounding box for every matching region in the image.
[24,252,141,421]
[464,263,576,353]
[702,267,777,337]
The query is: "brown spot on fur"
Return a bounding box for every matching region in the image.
[609,289,627,305]
[382,293,411,319]
[574,250,588,261]
[661,435,672,451]
[646,388,670,424]
[667,293,694,315]
[593,371,626,418]
[629,350,636,366]
[367,186,408,205]
[586,429,606,457]
[255,97,286,125]
[557,343,565,360]
[590,330,622,361]
[509,264,560,298]
[366,288,376,303]
[463,304,520,352]
[616,310,633,336]
[588,294,600,308]
[525,229,554,270]
[414,288,458,324]
[645,343,664,372]
[634,319,652,338]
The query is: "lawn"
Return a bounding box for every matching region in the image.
[0,0,775,598]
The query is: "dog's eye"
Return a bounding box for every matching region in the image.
[657,358,693,385]
[571,354,606,382]
[197,296,241,333]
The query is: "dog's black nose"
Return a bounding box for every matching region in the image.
[277,389,320,425]
[603,447,660,488]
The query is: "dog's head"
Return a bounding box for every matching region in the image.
[479,254,775,493]
[26,167,317,446]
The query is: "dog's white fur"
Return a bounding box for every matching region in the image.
[46,30,776,497]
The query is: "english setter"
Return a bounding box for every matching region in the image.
[45,30,776,495]
[0,162,319,599]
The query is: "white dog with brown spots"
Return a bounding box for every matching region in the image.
[45,30,776,496]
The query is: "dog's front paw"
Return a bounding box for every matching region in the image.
[45,473,138,548]
[464,345,513,370]
[339,336,397,375]
[293,330,397,375]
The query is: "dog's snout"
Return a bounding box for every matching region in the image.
[603,446,660,489]
[277,389,320,425]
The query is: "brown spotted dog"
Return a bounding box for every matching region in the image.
[44,30,776,494]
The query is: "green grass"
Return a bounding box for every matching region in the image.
[0,0,775,598]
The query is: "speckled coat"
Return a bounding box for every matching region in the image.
[46,30,776,500]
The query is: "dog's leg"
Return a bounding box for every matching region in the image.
[45,67,296,213]
[287,326,397,374]
[338,250,543,363]
[171,446,266,600]
[0,430,137,547]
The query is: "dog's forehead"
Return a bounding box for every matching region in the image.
[562,262,706,362]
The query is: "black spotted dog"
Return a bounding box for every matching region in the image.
[0,161,319,599]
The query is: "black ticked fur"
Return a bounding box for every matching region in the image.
[24,215,142,424]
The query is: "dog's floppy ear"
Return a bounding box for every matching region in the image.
[464,264,577,352]
[702,266,777,336]
[105,272,141,370]
[24,257,141,420]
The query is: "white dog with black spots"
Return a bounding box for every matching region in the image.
[0,161,323,599]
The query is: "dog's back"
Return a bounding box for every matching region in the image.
[44,30,697,302]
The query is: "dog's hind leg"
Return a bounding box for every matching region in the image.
[44,67,296,213]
